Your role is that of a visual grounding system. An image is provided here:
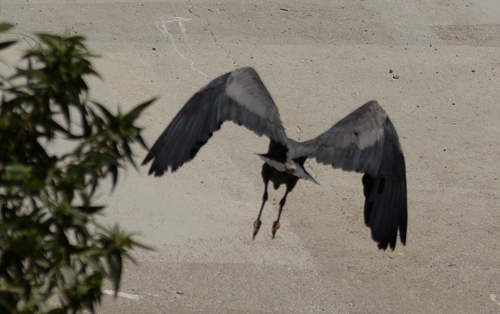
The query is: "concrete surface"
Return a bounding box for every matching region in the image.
[2,0,499,313]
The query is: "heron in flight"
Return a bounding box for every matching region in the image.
[143,67,407,250]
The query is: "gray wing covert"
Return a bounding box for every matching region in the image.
[142,67,288,175]
[294,101,387,173]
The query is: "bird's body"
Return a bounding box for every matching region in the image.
[143,67,407,250]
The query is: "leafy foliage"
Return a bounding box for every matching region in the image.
[0,24,154,313]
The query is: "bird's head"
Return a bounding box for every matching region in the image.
[284,161,297,171]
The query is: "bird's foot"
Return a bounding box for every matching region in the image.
[272,221,280,239]
[253,220,262,240]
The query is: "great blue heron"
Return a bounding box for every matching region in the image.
[143,67,407,250]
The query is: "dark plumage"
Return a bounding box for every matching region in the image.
[143,67,407,250]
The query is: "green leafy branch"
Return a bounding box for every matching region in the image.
[0,23,154,313]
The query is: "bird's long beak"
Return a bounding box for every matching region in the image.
[291,163,319,185]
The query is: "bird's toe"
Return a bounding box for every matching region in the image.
[253,220,262,240]
[271,221,280,239]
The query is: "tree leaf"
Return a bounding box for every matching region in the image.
[0,23,14,32]
[106,252,122,296]
[123,97,157,125]
[0,40,16,50]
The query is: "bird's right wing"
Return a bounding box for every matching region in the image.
[293,101,407,250]
[142,67,288,175]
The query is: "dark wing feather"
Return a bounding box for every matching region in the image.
[142,67,288,175]
[293,101,407,250]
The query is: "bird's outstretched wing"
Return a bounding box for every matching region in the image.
[293,101,407,250]
[142,67,288,175]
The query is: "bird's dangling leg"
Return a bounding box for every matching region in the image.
[253,179,269,240]
[272,178,299,239]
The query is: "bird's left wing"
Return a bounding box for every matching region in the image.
[293,101,407,250]
[142,67,288,175]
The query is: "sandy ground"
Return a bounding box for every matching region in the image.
[3,0,500,313]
